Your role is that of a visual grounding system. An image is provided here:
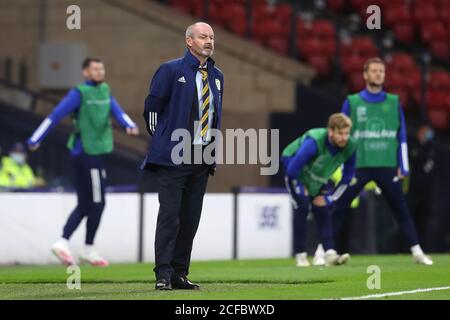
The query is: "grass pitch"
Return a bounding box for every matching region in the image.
[0,255,449,300]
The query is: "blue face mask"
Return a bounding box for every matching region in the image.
[424,129,434,142]
[10,152,26,165]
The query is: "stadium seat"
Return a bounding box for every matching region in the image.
[428,71,450,90]
[306,55,332,77]
[390,88,410,108]
[393,23,416,44]
[341,37,378,58]
[298,36,323,58]
[404,69,422,91]
[296,19,314,39]
[385,53,416,73]
[441,3,450,23]
[348,71,366,91]
[427,109,449,130]
[420,21,447,44]
[341,54,366,75]
[430,41,450,61]
[168,0,192,15]
[413,2,439,24]
[207,0,226,26]
[222,3,247,36]
[384,4,412,28]
[191,0,207,18]
[312,20,336,39]
[266,35,290,55]
[426,90,448,110]
[384,71,405,91]
[326,0,346,12]
[321,39,337,57]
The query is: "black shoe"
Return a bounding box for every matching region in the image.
[171,275,200,290]
[155,278,172,290]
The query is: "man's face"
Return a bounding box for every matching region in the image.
[363,62,385,87]
[186,24,215,60]
[82,61,105,83]
[329,127,351,148]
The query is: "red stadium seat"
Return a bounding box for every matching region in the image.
[404,69,422,91]
[420,21,447,44]
[426,90,448,110]
[428,71,450,90]
[266,35,289,55]
[253,19,286,40]
[250,0,267,5]
[312,20,336,39]
[348,72,366,91]
[440,3,450,23]
[229,16,247,37]
[341,37,378,58]
[208,0,226,26]
[306,55,332,77]
[222,3,247,36]
[427,109,449,130]
[168,0,193,15]
[298,35,336,59]
[342,55,366,75]
[321,39,337,57]
[393,23,416,44]
[430,41,450,61]
[296,19,314,39]
[384,71,405,91]
[298,37,323,57]
[326,0,346,12]
[390,88,410,108]
[191,0,207,18]
[385,53,416,73]
[384,5,412,27]
[413,3,439,24]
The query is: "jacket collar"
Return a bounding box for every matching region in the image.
[183,49,215,70]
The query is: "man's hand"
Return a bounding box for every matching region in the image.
[28,143,40,152]
[304,186,309,196]
[312,195,326,206]
[126,126,139,136]
[396,167,405,180]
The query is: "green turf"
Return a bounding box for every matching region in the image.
[0,255,449,300]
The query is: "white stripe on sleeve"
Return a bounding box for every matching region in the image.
[30,118,52,143]
[330,184,348,202]
[122,114,135,127]
[149,112,157,132]
[401,142,409,172]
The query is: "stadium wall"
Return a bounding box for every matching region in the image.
[0,192,293,265]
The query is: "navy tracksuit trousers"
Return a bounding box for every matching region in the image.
[62,153,107,245]
[333,167,419,247]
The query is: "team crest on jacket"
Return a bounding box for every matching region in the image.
[215,79,221,91]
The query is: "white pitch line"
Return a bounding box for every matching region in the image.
[337,286,450,300]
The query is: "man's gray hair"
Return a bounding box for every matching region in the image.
[185,22,210,38]
[185,24,195,38]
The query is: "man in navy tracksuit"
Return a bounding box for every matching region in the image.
[332,57,433,265]
[142,22,224,290]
